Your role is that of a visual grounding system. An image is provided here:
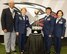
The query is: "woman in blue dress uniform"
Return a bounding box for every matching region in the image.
[54,10,66,54]
[15,8,30,54]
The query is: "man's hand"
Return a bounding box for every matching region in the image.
[3,29,7,33]
[61,36,64,39]
[49,35,52,38]
[16,32,19,36]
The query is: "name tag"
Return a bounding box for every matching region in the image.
[19,17,22,20]
[59,21,63,24]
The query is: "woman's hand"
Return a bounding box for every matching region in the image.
[16,32,19,36]
[61,36,64,39]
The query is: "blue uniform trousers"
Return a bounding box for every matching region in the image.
[18,33,26,52]
[54,36,61,54]
[44,34,52,54]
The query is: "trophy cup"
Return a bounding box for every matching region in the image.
[32,10,42,34]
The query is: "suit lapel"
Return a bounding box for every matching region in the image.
[25,15,27,21]
[44,16,47,20]
[8,8,13,18]
[44,15,49,20]
[21,15,23,20]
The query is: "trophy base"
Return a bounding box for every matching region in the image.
[32,30,41,34]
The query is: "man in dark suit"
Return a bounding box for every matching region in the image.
[54,10,66,54]
[15,8,30,54]
[43,7,55,54]
[1,1,17,54]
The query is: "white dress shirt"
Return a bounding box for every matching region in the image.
[23,16,26,20]
[9,7,15,19]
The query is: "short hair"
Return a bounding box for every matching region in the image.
[56,10,64,16]
[46,7,52,13]
[21,7,27,12]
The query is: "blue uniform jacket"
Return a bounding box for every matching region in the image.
[54,18,66,37]
[15,14,30,34]
[43,15,55,35]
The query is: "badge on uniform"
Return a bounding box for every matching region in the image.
[19,17,22,20]
[47,18,50,21]
[59,20,63,24]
